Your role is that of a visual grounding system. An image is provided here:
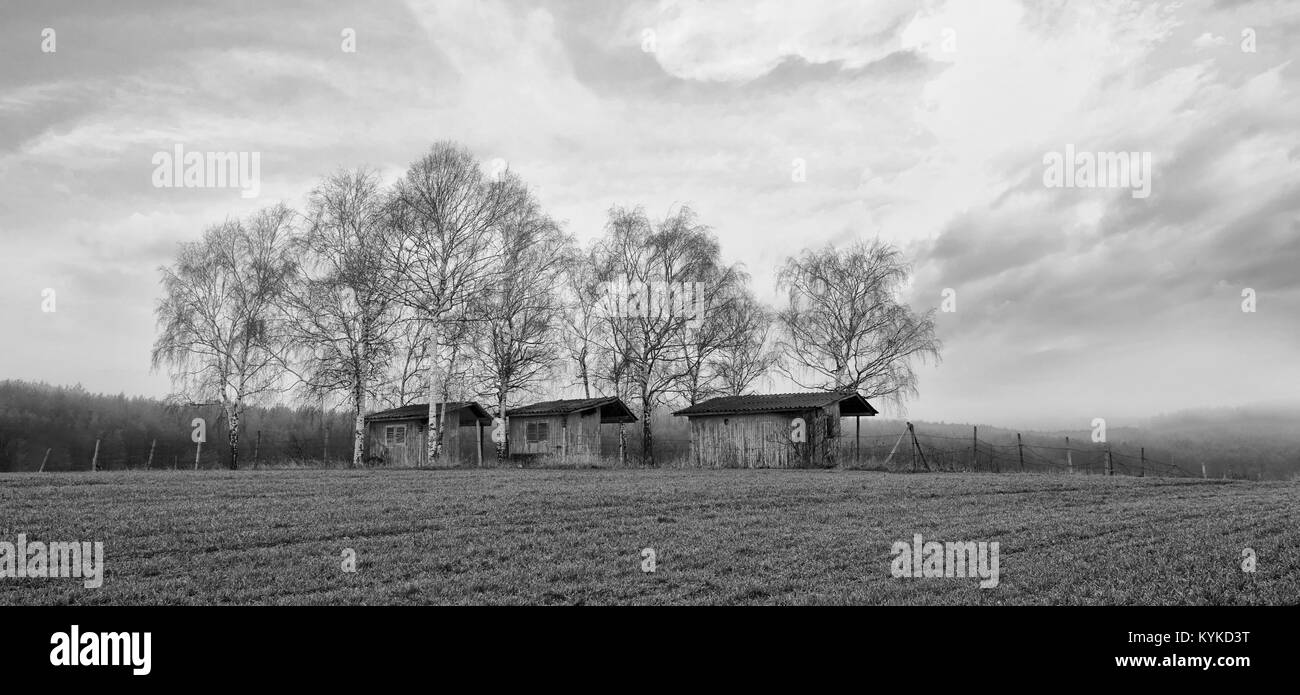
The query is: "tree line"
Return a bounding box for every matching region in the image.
[151,141,941,469]
[0,380,353,472]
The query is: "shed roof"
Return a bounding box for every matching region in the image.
[672,392,879,417]
[506,397,638,423]
[364,401,493,424]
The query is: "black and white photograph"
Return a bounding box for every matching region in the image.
[0,0,1296,680]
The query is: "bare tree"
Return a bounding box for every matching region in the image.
[558,247,605,399]
[285,169,402,468]
[386,142,513,463]
[709,291,780,397]
[468,186,574,459]
[674,266,748,405]
[373,312,432,409]
[152,205,298,469]
[775,240,941,402]
[593,205,731,466]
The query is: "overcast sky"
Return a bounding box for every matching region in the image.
[1,0,1297,429]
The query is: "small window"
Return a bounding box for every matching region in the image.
[525,422,549,444]
[384,425,407,446]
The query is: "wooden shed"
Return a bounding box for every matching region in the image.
[363,402,493,467]
[672,392,878,468]
[504,397,637,460]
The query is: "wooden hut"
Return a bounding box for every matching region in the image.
[672,392,878,468]
[363,402,493,467]
[504,397,637,460]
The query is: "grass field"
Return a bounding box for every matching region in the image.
[0,469,1296,605]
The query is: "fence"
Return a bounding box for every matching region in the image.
[832,423,1192,478]
[23,426,358,472]
[493,421,1194,478]
[27,420,1196,479]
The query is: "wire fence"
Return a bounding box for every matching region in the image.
[30,420,1197,479]
[464,423,1194,478]
[22,426,359,472]
[834,426,1192,478]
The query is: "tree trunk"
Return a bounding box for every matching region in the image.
[227,406,241,470]
[426,332,440,468]
[619,424,626,467]
[353,324,368,469]
[640,397,654,467]
[496,394,508,461]
[352,382,365,469]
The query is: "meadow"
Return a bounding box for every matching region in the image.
[0,469,1295,605]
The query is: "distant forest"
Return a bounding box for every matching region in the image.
[858,408,1300,481]
[0,380,354,472]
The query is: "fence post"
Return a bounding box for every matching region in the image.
[195,439,202,470]
[911,423,929,472]
[1106,446,1113,476]
[91,438,100,472]
[1201,462,1207,479]
[855,415,861,466]
[477,421,483,468]
[39,448,51,472]
[972,426,978,471]
[908,422,916,471]
[147,439,156,469]
[1065,436,1072,473]
[1140,447,1145,477]
[254,430,261,465]
[1017,433,1024,472]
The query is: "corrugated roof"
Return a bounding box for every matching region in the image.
[506,397,638,423]
[364,401,492,423]
[672,392,878,417]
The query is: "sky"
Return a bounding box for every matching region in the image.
[1,0,1297,430]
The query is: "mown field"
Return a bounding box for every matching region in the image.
[0,469,1296,605]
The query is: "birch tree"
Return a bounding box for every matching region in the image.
[468,189,573,459]
[709,292,780,396]
[286,169,402,467]
[593,205,731,466]
[387,142,513,464]
[674,265,747,405]
[559,248,604,399]
[775,240,941,401]
[151,205,297,469]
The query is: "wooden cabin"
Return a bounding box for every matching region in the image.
[672,392,878,468]
[504,397,637,460]
[363,402,493,467]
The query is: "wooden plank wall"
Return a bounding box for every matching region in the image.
[367,418,482,467]
[688,406,843,468]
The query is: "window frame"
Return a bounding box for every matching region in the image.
[384,424,407,446]
[525,421,549,444]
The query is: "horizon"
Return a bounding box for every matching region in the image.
[5,376,1297,434]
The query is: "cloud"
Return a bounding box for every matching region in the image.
[625,0,918,82]
[1193,32,1227,49]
